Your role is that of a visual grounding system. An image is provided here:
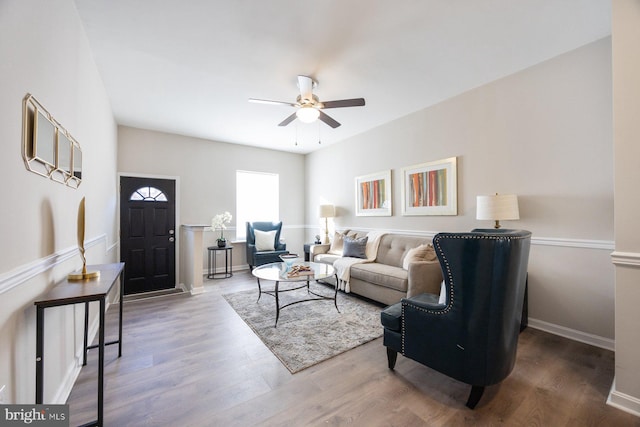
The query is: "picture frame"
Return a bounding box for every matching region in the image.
[401,157,457,216]
[355,170,392,216]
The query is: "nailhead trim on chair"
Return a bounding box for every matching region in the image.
[401,232,529,355]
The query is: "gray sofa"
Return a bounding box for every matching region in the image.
[311,231,443,306]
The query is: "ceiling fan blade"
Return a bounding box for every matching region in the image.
[249,98,297,107]
[321,98,366,109]
[318,111,341,128]
[278,112,297,127]
[297,75,314,101]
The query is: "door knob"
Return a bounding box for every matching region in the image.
[169,237,175,242]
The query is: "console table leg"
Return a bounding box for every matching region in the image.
[83,302,89,366]
[98,298,106,426]
[118,271,124,357]
[35,306,44,404]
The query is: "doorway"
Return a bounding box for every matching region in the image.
[120,176,176,295]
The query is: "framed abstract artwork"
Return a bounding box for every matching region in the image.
[401,157,457,216]
[355,170,392,216]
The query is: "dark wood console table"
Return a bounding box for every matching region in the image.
[34,263,125,427]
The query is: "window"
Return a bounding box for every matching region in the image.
[129,186,168,202]
[236,170,279,240]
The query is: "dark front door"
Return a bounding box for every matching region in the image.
[120,176,176,295]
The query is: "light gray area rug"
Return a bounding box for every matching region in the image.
[223,285,383,373]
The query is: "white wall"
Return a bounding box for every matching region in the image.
[306,38,615,344]
[117,126,307,270]
[0,0,118,403]
[610,0,640,416]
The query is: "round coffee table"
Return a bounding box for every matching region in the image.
[251,261,338,327]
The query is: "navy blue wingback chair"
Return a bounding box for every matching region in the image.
[381,229,531,409]
[245,221,288,269]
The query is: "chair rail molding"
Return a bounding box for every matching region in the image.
[611,251,640,267]
[0,234,107,295]
[309,226,615,251]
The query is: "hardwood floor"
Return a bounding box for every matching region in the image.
[66,271,639,426]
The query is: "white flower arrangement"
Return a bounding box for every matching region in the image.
[211,211,233,241]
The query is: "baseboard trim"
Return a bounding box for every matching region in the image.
[608,379,640,417]
[528,318,614,351]
[0,234,107,295]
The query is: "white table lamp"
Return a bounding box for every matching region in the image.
[476,194,519,229]
[319,204,335,244]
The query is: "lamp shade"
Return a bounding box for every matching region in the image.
[476,194,519,221]
[318,204,335,218]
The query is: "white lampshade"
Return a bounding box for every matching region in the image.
[476,194,519,228]
[318,204,335,218]
[296,106,320,123]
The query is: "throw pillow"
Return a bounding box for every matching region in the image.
[254,229,276,251]
[402,243,437,270]
[343,236,368,259]
[328,232,346,255]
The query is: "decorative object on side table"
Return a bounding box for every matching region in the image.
[211,211,232,247]
[279,253,300,271]
[68,197,100,281]
[314,234,321,244]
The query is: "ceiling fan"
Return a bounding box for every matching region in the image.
[249,75,365,128]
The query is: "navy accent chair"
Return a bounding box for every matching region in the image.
[245,221,288,269]
[381,229,531,409]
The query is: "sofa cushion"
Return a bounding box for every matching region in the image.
[343,236,368,258]
[314,253,342,265]
[351,263,408,292]
[402,243,436,270]
[376,234,431,268]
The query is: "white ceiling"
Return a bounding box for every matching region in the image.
[74,0,610,154]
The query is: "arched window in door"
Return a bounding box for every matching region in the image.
[129,186,168,202]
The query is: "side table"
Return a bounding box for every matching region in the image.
[303,242,322,261]
[207,245,233,279]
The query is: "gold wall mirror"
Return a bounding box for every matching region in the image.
[67,142,82,189]
[22,94,83,188]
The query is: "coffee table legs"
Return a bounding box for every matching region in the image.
[254,276,340,328]
[333,274,339,312]
[256,278,262,302]
[274,281,280,327]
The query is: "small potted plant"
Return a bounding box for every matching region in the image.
[211,211,232,247]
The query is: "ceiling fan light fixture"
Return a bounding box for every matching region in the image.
[296,106,320,123]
